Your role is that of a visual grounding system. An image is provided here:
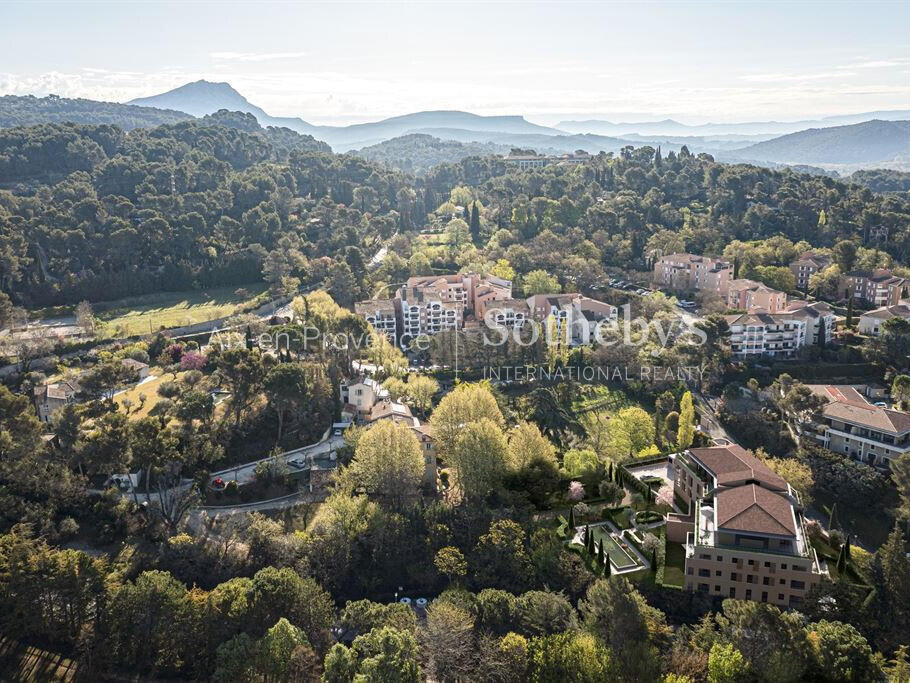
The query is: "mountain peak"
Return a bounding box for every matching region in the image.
[128,79,258,118]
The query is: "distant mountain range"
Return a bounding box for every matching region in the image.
[129,80,561,150]
[3,80,910,170]
[734,120,910,165]
[556,111,910,138]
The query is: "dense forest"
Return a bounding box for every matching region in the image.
[3,114,910,309]
[0,93,193,129]
[354,134,512,174]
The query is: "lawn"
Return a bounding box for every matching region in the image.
[93,283,269,339]
[114,369,230,422]
[663,541,687,587]
[571,384,634,414]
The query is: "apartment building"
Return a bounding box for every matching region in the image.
[858,303,910,336]
[727,279,787,313]
[525,293,618,346]
[789,252,831,291]
[725,310,807,358]
[653,253,732,296]
[803,384,910,468]
[481,298,530,329]
[394,273,512,343]
[674,444,827,609]
[842,269,909,307]
[354,299,398,342]
[503,151,591,169]
[784,300,836,345]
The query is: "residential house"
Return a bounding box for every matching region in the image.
[652,254,732,296]
[727,279,787,313]
[121,358,150,380]
[33,380,80,423]
[842,269,908,307]
[673,444,827,609]
[725,310,807,358]
[355,299,398,343]
[367,399,437,491]
[858,303,910,336]
[789,252,831,291]
[803,384,910,468]
[339,377,388,418]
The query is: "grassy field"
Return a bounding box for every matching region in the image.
[94,283,269,339]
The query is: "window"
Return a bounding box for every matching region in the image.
[730,573,739,582]
[746,575,754,584]
[698,584,709,592]
[729,587,736,598]
[791,580,805,590]
[781,564,788,570]
[762,592,768,603]
[779,579,786,585]
[699,554,711,560]
[763,577,771,586]
[717,556,722,562]
[745,589,752,599]
[715,571,722,577]
[714,585,721,592]
[764,561,772,568]
[698,569,710,578]
[778,594,785,601]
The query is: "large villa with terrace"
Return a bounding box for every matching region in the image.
[666,444,827,608]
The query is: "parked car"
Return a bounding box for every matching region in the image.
[288,457,308,469]
[210,477,226,490]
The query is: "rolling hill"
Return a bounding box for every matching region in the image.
[735,119,910,165]
[0,94,193,129]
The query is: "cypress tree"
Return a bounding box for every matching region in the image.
[844,535,852,562]
[469,201,481,241]
[836,544,846,574]
[651,547,657,571]
[598,541,607,569]
[568,506,576,530]
[846,291,855,328]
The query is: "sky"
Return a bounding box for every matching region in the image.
[2,1,910,126]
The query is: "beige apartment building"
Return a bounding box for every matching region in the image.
[725,310,807,358]
[525,293,618,346]
[784,300,836,345]
[789,251,831,291]
[653,253,732,296]
[842,269,908,307]
[858,303,910,336]
[726,279,787,313]
[673,445,827,609]
[804,385,910,467]
[354,299,398,342]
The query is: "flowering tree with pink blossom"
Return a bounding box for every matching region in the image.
[180,351,207,371]
[568,480,585,501]
[656,483,674,508]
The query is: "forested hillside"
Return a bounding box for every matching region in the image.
[850,168,910,193]
[354,133,510,173]
[3,119,910,309]
[0,94,193,129]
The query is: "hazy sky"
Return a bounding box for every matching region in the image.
[2,1,910,125]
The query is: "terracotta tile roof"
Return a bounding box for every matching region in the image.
[688,445,788,491]
[716,484,797,536]
[822,401,910,434]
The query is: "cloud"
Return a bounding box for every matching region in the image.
[741,71,852,83]
[210,51,307,63]
[838,60,903,69]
